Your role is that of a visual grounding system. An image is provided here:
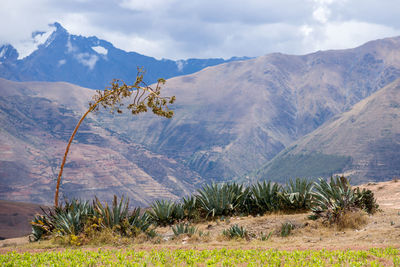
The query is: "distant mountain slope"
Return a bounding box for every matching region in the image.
[0,78,203,206]
[109,36,400,183]
[0,23,249,89]
[0,200,43,239]
[253,78,400,183]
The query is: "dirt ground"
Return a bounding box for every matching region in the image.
[1,180,400,253]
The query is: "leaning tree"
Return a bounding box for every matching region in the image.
[54,69,175,207]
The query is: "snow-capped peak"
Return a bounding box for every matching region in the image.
[13,24,57,60]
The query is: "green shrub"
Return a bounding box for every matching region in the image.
[260,231,273,241]
[148,199,177,226]
[53,200,93,235]
[171,223,197,237]
[353,187,379,214]
[280,222,294,237]
[30,214,52,242]
[93,195,129,231]
[182,195,199,220]
[250,181,281,215]
[196,183,244,218]
[222,224,248,239]
[311,176,356,223]
[279,178,313,211]
[30,199,93,241]
[129,207,152,234]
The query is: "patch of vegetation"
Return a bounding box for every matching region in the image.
[280,222,294,237]
[171,223,197,237]
[2,248,399,265]
[222,224,248,239]
[260,231,273,241]
[30,176,378,245]
[148,199,178,226]
[310,176,378,226]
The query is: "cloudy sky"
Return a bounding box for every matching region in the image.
[1,0,400,60]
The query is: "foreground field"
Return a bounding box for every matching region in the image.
[1,247,400,266]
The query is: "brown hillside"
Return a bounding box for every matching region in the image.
[256,78,400,183]
[0,200,43,240]
[0,78,203,206]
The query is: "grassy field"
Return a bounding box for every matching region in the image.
[1,247,399,266]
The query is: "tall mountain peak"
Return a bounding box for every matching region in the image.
[0,44,18,62]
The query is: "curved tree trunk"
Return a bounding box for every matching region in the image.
[54,107,93,207]
[54,90,114,207]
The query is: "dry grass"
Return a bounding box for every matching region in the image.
[336,211,368,230]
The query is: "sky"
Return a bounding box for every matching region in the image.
[1,0,400,60]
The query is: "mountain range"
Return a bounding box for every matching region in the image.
[0,24,399,205]
[121,36,400,183]
[0,22,248,89]
[254,78,400,183]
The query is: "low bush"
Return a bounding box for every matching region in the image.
[171,222,197,237]
[280,222,294,237]
[93,196,129,233]
[30,199,93,241]
[196,183,240,218]
[147,199,177,226]
[222,224,248,239]
[279,178,314,211]
[354,187,379,214]
[311,176,356,224]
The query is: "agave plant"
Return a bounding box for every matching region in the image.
[181,195,198,220]
[227,183,252,215]
[30,214,53,242]
[93,195,129,230]
[52,199,93,235]
[174,202,185,221]
[280,222,294,237]
[311,176,356,223]
[147,199,177,226]
[171,222,197,237]
[279,178,314,211]
[222,224,248,239]
[30,199,93,241]
[250,181,282,215]
[129,207,152,234]
[196,183,244,218]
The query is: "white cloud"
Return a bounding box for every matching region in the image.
[313,6,331,23]
[92,46,108,55]
[0,0,399,60]
[11,25,56,59]
[175,60,185,72]
[58,59,66,66]
[300,21,400,54]
[75,53,98,70]
[119,0,176,11]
